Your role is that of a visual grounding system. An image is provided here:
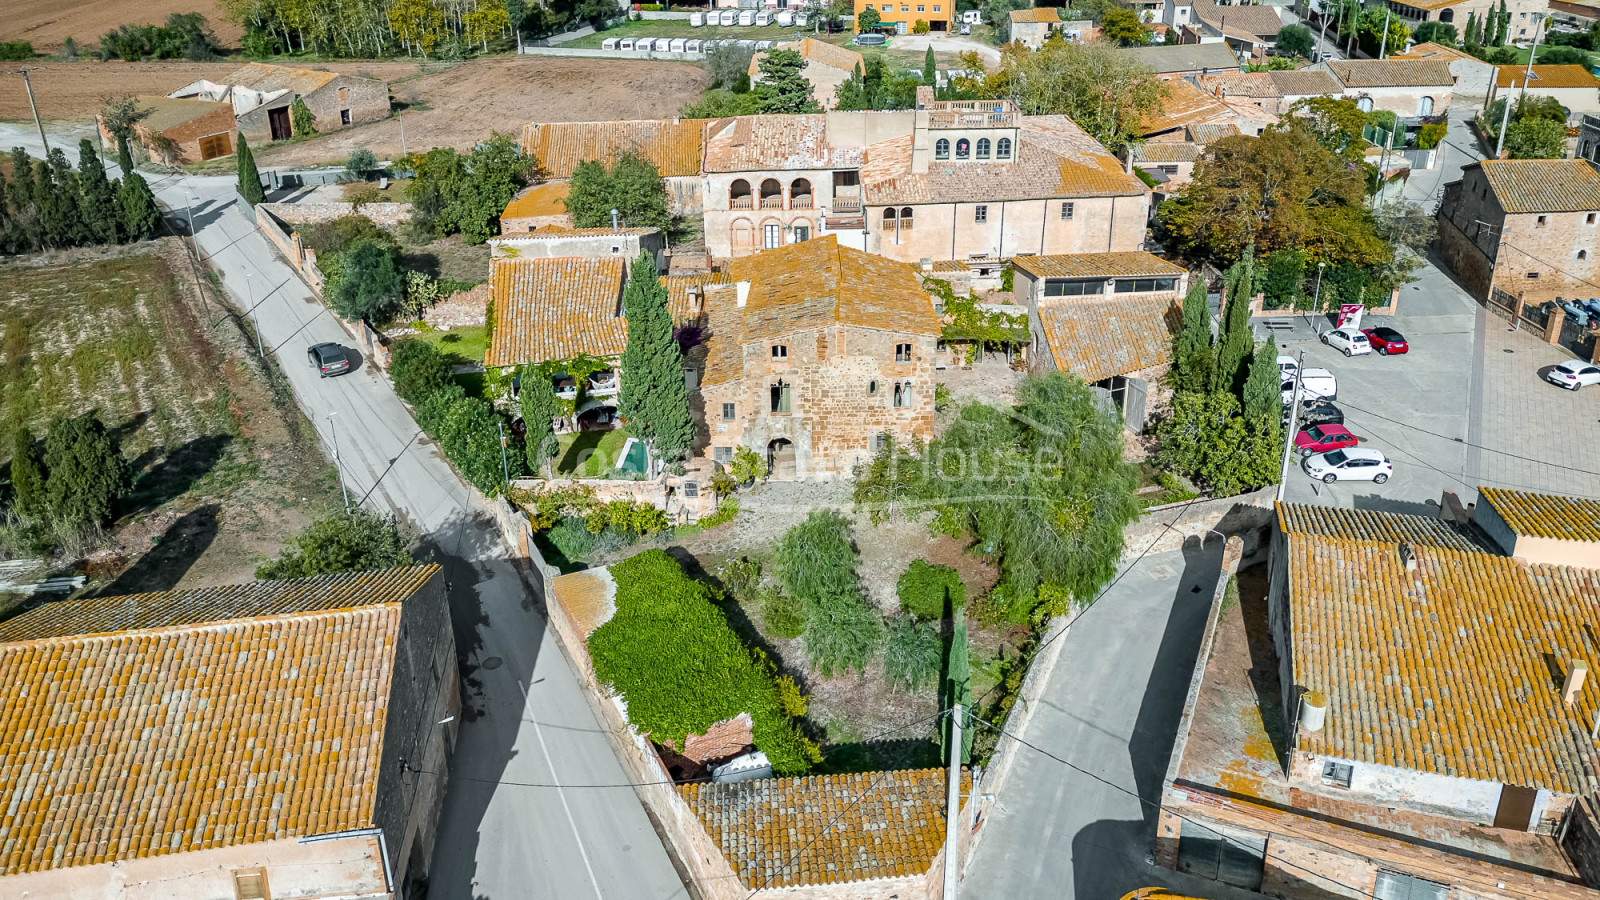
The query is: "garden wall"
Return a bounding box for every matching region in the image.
[252,205,391,370]
[258,201,413,227]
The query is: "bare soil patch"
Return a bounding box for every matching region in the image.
[1,0,239,53]
[0,239,341,592]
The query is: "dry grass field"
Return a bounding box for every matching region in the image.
[2,0,240,52]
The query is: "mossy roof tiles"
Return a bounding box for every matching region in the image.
[1476,159,1600,214]
[1326,59,1454,87]
[520,119,706,179]
[676,768,968,888]
[1276,503,1486,551]
[1036,294,1181,383]
[1013,251,1186,279]
[500,181,571,220]
[0,566,438,875]
[484,256,628,367]
[1496,64,1600,89]
[1480,488,1600,542]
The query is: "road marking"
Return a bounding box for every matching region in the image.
[516,677,606,900]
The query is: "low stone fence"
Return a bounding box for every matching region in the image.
[517,45,707,61]
[258,200,412,227]
[1249,287,1401,319]
[509,464,720,522]
[423,283,491,329]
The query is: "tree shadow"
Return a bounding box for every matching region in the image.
[125,434,234,513]
[96,503,220,596]
[1351,492,1442,517]
[108,410,151,447]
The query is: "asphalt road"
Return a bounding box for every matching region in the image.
[0,124,686,900]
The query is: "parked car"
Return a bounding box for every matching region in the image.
[1546,359,1600,391]
[1277,355,1299,379]
[1294,423,1360,457]
[1298,400,1345,428]
[1282,367,1337,404]
[1303,447,1392,484]
[1321,327,1371,356]
[308,342,351,377]
[1361,326,1409,355]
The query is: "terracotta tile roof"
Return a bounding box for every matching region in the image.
[728,236,939,340]
[1010,7,1062,22]
[1326,59,1454,88]
[0,567,437,642]
[1037,294,1180,382]
[1133,142,1199,163]
[134,95,233,133]
[1013,251,1185,279]
[1187,122,1241,143]
[703,115,862,172]
[1476,159,1600,213]
[676,768,968,887]
[1285,532,1600,793]
[1197,72,1281,98]
[485,257,628,367]
[224,62,342,95]
[664,271,731,322]
[930,259,970,272]
[1190,0,1283,38]
[492,226,655,241]
[1137,80,1235,137]
[1118,42,1242,75]
[1268,69,1345,95]
[700,283,745,387]
[1480,488,1600,542]
[500,181,571,220]
[0,566,439,876]
[1496,64,1600,89]
[1392,41,1478,63]
[1277,502,1486,551]
[521,119,706,179]
[748,37,864,77]
[861,116,1145,205]
[550,568,618,637]
[1199,69,1342,99]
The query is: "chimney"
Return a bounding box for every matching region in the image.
[735,281,750,308]
[920,258,933,272]
[1567,661,1589,707]
[687,285,702,315]
[1398,541,1417,573]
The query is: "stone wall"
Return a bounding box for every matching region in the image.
[304,75,391,130]
[259,201,414,227]
[863,194,1150,263]
[1561,795,1600,888]
[424,283,491,329]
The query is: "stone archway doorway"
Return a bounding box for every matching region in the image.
[767,438,796,480]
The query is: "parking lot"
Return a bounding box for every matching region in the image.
[1268,257,1600,513]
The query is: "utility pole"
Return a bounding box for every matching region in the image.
[1377,6,1392,59]
[1317,12,1332,62]
[398,109,407,157]
[1495,81,1516,158]
[329,411,351,513]
[1519,14,1545,105]
[15,68,49,154]
[1276,351,1306,503]
[943,705,963,900]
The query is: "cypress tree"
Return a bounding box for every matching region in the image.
[922,45,936,86]
[10,428,46,521]
[1242,341,1281,424]
[616,251,694,468]
[1498,0,1510,45]
[1212,248,1256,395]
[0,170,10,255]
[237,134,265,206]
[1463,11,1477,44]
[34,160,73,250]
[116,134,134,178]
[940,613,973,764]
[42,411,131,533]
[518,363,560,476]
[78,139,121,244]
[1172,277,1214,393]
[9,147,34,210]
[118,171,160,242]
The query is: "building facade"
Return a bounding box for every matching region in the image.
[855,0,954,30]
[98,95,236,164]
[1488,65,1600,122]
[1376,0,1548,41]
[170,63,388,143]
[1323,59,1455,118]
[1436,159,1600,305]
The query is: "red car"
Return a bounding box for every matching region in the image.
[1295,423,1360,457]
[1361,326,1409,355]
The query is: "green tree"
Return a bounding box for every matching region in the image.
[1276,23,1315,57]
[754,47,820,114]
[387,338,453,404]
[1505,117,1568,159]
[328,239,403,322]
[1101,8,1153,46]
[884,615,942,691]
[519,363,560,474]
[1537,45,1590,66]
[923,45,937,85]
[42,411,130,534]
[9,428,45,521]
[77,139,121,244]
[1262,249,1304,310]
[1242,341,1281,424]
[607,152,671,230]
[1155,391,1279,496]
[1497,0,1510,45]
[236,134,265,205]
[680,88,761,118]
[290,96,316,135]
[775,509,884,677]
[346,147,379,179]
[617,251,694,466]
[1212,249,1255,394]
[438,396,510,495]
[33,160,75,250]
[858,6,881,30]
[117,171,160,242]
[1464,11,1479,45]
[256,509,413,579]
[116,135,135,178]
[1414,20,1457,45]
[406,132,535,242]
[1171,277,1214,393]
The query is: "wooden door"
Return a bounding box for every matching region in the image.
[1493,784,1537,831]
[197,132,231,160]
[268,106,291,141]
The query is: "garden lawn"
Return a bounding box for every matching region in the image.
[413,325,488,366]
[555,428,632,477]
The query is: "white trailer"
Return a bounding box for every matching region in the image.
[755,10,774,25]
[669,38,687,52]
[719,10,738,25]
[690,12,705,25]
[618,37,637,49]
[602,37,619,49]
[775,10,794,25]
[738,10,756,25]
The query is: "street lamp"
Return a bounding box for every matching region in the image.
[328,411,351,513]
[1312,261,1326,316]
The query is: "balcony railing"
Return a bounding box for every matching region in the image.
[1584,114,1600,131]
[929,110,1018,129]
[759,196,785,209]
[729,196,753,209]
[588,372,619,397]
[791,195,814,209]
[831,197,862,212]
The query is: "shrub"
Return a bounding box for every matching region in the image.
[883,615,942,691]
[0,41,34,61]
[256,509,412,579]
[290,97,317,136]
[547,516,627,563]
[347,148,379,180]
[775,509,884,675]
[414,382,465,437]
[584,499,669,537]
[587,550,819,773]
[804,590,885,676]
[698,496,739,529]
[730,446,768,484]
[1416,121,1447,150]
[896,560,965,620]
[43,411,130,536]
[388,338,453,405]
[718,555,761,600]
[762,586,809,638]
[327,239,404,322]
[437,396,510,495]
[913,18,930,33]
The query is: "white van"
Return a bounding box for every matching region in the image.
[1283,368,1338,404]
[690,12,705,26]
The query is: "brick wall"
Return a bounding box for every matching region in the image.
[147,106,237,164]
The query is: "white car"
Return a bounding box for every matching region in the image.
[1281,367,1337,404]
[1303,447,1392,484]
[1321,327,1371,357]
[1546,359,1600,391]
[1277,355,1299,379]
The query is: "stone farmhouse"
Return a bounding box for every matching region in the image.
[1158,494,1600,898]
[0,566,456,900]
[97,95,237,164]
[1008,7,1095,48]
[1435,158,1600,306]
[747,38,864,110]
[1195,69,1344,118]
[1168,0,1284,60]
[509,94,1149,268]
[169,63,389,143]
[1012,251,1189,431]
[1373,0,1547,41]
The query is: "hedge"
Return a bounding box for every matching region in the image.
[897,559,965,620]
[588,550,819,774]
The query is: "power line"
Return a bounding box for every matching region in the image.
[1333,397,1600,481]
